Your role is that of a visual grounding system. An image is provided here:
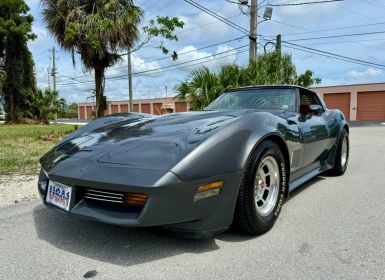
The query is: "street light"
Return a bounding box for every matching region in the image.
[236,0,274,60]
[263,6,273,20]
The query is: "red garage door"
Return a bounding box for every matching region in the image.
[111,105,119,114]
[175,102,188,112]
[323,93,351,120]
[141,103,151,114]
[357,91,385,121]
[86,106,93,120]
[79,106,85,120]
[120,104,128,113]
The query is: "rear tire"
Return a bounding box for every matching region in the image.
[330,128,349,176]
[234,141,287,235]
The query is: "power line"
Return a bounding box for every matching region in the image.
[57,45,248,87]
[175,12,243,36]
[370,0,385,9]
[362,0,385,10]
[282,41,385,69]
[269,0,343,6]
[52,14,244,76]
[278,21,385,36]
[183,0,249,35]
[143,0,172,15]
[118,35,247,61]
[103,45,247,80]
[183,0,259,59]
[283,44,384,69]
[145,0,167,12]
[58,48,248,87]
[299,37,385,46]
[55,2,249,82]
[286,30,385,42]
[334,3,378,22]
[57,36,248,83]
[53,11,245,78]
[263,15,385,52]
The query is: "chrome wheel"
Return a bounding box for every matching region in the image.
[341,135,348,167]
[254,156,280,217]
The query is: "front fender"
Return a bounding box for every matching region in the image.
[171,112,291,182]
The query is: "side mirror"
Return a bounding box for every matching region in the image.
[308,104,323,114]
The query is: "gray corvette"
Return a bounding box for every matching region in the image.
[38,85,349,238]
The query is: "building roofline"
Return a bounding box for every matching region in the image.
[78,96,179,106]
[225,84,309,92]
[311,82,385,89]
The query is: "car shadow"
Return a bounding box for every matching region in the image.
[33,204,220,267]
[287,175,326,201]
[33,175,326,266]
[219,176,327,243]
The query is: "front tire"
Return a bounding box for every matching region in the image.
[330,128,349,175]
[234,140,287,235]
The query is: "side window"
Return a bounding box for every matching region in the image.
[299,90,321,114]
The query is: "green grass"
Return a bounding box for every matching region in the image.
[0,124,78,175]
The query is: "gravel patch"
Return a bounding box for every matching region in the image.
[0,175,39,207]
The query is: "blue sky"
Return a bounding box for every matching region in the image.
[26,0,385,104]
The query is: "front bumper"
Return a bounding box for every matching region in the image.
[38,168,243,232]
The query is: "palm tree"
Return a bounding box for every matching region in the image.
[30,89,65,123]
[176,52,321,110]
[176,67,221,110]
[41,0,143,117]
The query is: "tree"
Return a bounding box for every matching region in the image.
[60,102,79,119]
[30,89,65,124]
[176,51,321,110]
[0,0,36,123]
[0,68,5,97]
[127,16,184,111]
[42,0,184,118]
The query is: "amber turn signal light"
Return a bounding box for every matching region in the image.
[124,192,148,207]
[194,180,224,201]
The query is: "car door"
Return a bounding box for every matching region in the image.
[296,89,332,175]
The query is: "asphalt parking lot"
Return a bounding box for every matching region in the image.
[0,126,384,280]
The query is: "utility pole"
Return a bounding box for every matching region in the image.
[276,34,282,82]
[249,0,257,61]
[51,47,57,123]
[52,47,57,92]
[47,67,51,90]
[276,34,282,55]
[165,85,168,99]
[127,49,133,112]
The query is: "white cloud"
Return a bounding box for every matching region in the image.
[177,11,237,42]
[195,12,230,38]
[274,2,339,17]
[105,53,162,78]
[175,44,239,71]
[28,0,385,105]
[271,1,341,29]
[344,68,383,80]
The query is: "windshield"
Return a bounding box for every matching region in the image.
[206,88,297,111]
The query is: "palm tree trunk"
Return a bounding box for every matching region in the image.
[9,91,16,123]
[94,66,105,118]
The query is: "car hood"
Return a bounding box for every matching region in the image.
[40,109,284,173]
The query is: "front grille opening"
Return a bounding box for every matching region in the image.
[76,187,148,209]
[84,188,124,203]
